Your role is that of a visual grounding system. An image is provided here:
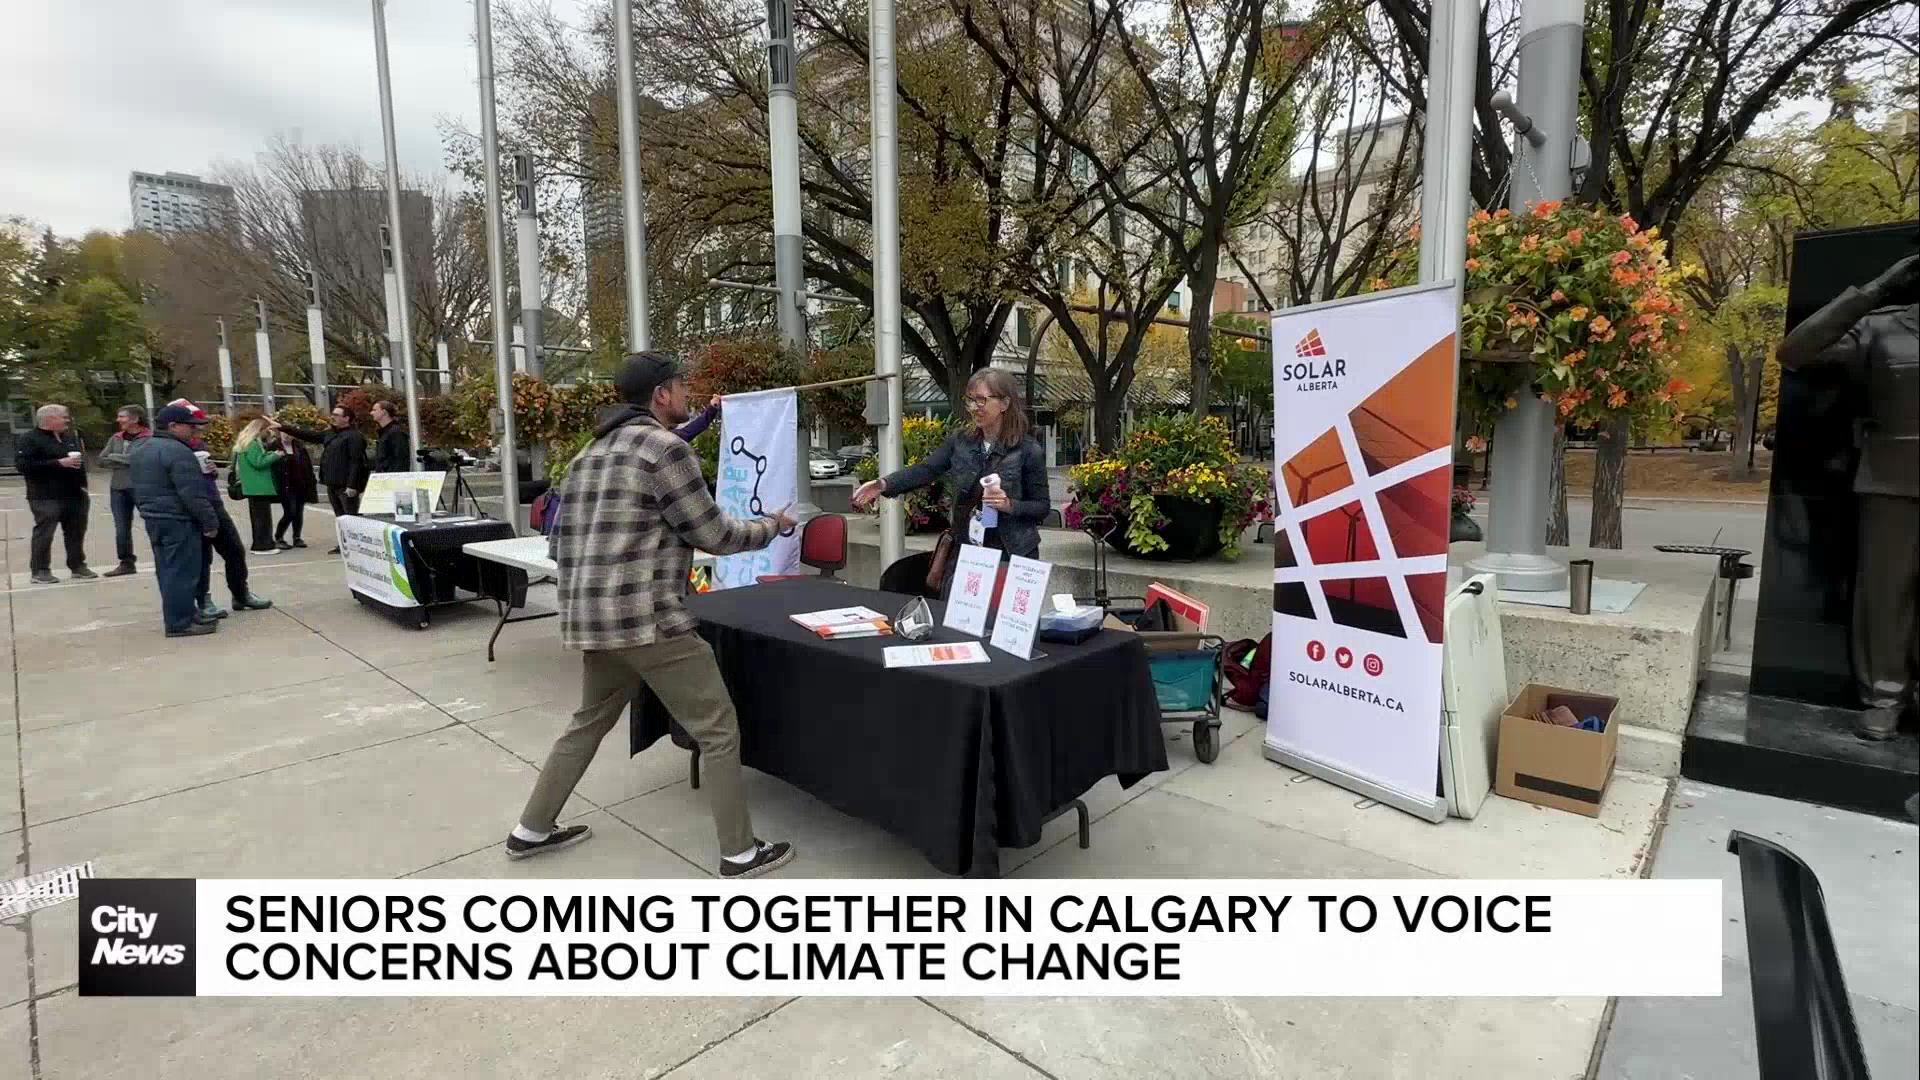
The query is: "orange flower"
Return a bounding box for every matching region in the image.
[1534,199,1563,215]
[1589,315,1612,335]
[1569,306,1590,321]
[1664,377,1692,396]
[1564,349,1586,365]
[1495,208,1512,219]
[1619,215,1639,234]
[1465,435,1488,452]
[1466,231,1480,249]
[1464,257,1481,271]
[1608,386,1629,408]
[1610,250,1632,266]
[1551,289,1567,302]
[1566,228,1585,246]
[1547,246,1567,264]
[1521,234,1540,251]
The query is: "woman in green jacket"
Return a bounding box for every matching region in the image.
[232,418,287,554]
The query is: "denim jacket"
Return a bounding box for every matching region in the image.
[881,431,1050,561]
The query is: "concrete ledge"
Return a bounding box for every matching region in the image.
[841,519,1713,770]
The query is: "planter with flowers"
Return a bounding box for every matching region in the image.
[1063,415,1271,561]
[1450,487,1482,543]
[1373,202,1691,435]
[853,415,962,533]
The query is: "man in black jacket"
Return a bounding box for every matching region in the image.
[370,399,411,474]
[283,403,371,553]
[130,404,222,637]
[15,403,96,584]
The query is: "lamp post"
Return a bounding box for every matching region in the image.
[369,0,424,456]
[867,0,906,568]
[1467,0,1582,592]
[610,0,653,351]
[302,267,330,408]
[766,0,817,521]
[475,0,520,530]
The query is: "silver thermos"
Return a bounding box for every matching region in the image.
[1567,559,1595,615]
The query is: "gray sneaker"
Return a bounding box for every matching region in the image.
[720,840,795,879]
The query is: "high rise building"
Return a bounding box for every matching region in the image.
[128,171,235,233]
[298,187,436,311]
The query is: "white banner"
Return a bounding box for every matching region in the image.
[336,515,417,608]
[1266,284,1459,816]
[712,388,800,588]
[123,879,1721,997]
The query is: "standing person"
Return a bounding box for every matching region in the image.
[270,426,318,549]
[231,418,285,555]
[15,403,96,584]
[851,368,1050,593]
[507,352,796,878]
[130,404,221,637]
[97,404,151,577]
[280,404,370,553]
[167,400,273,620]
[370,400,411,473]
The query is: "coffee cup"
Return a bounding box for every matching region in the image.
[194,450,213,473]
[66,451,81,460]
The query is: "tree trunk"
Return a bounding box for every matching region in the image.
[1724,342,1762,482]
[1588,414,1630,548]
[1187,246,1220,418]
[1093,390,1125,453]
[1546,424,1569,546]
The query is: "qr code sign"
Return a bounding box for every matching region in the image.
[1011,589,1030,616]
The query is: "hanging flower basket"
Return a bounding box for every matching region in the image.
[1063,415,1270,561]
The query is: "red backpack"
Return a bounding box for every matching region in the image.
[1224,634,1272,710]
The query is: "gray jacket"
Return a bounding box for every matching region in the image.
[98,430,150,491]
[130,432,220,533]
[882,431,1050,564]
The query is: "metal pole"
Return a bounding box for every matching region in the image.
[475,0,520,532]
[512,153,546,481]
[1467,0,1579,591]
[868,0,905,568]
[370,0,423,455]
[382,261,401,388]
[216,317,235,415]
[765,0,817,521]
[610,0,652,351]
[435,339,452,393]
[1416,0,1478,286]
[253,296,277,413]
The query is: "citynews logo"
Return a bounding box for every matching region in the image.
[1281,329,1345,392]
[77,879,197,996]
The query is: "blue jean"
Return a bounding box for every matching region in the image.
[144,517,204,632]
[110,488,138,564]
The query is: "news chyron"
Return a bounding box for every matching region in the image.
[78,879,197,996]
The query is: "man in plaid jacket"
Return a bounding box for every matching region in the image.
[508,352,797,878]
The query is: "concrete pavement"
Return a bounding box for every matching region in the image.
[5,478,1674,1079]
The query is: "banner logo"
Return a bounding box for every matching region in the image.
[1282,329,1345,391]
[78,879,197,996]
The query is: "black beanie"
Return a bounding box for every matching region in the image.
[614,351,683,406]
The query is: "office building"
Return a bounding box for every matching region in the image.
[128,171,234,233]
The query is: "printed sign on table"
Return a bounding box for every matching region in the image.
[1263,283,1458,817]
[943,544,1004,637]
[712,389,801,588]
[358,472,446,517]
[336,515,417,608]
[988,555,1052,660]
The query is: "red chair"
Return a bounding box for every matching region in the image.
[757,514,849,583]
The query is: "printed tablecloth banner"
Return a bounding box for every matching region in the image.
[336,515,417,608]
[712,388,801,588]
[1264,283,1458,820]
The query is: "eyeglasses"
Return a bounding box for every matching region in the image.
[963,394,1001,410]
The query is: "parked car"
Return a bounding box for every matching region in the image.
[835,442,874,466]
[809,453,843,480]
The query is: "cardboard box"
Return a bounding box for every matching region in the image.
[1494,683,1619,817]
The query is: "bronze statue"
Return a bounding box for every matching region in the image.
[1775,246,1919,740]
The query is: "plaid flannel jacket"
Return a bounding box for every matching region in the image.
[550,411,777,650]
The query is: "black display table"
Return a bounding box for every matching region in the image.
[629,579,1169,876]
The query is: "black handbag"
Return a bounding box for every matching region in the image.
[226,468,243,501]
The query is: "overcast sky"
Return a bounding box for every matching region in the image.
[1,0,525,238]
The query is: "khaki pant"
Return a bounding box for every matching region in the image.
[519,632,753,856]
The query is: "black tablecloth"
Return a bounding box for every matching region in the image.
[359,515,516,604]
[630,578,1168,875]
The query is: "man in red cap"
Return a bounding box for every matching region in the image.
[166,400,272,621]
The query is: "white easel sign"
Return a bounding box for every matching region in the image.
[989,555,1052,660]
[943,544,1003,637]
